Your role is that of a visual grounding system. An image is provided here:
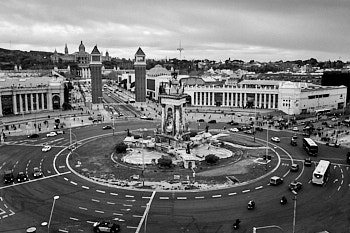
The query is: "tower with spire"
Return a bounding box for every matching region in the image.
[90,44,103,110]
[134,47,146,102]
[64,44,68,55]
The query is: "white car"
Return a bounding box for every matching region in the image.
[46,132,57,137]
[292,127,299,131]
[42,145,52,152]
[229,128,239,132]
[271,137,280,142]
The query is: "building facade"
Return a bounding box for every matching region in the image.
[0,76,65,116]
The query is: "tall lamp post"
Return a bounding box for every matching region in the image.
[253,103,257,142]
[292,190,298,233]
[47,195,60,233]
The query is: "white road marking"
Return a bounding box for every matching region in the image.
[58,229,69,233]
[113,213,123,216]
[337,186,341,191]
[63,177,69,181]
[107,202,115,205]
[333,179,338,183]
[255,186,263,190]
[82,186,89,189]
[125,195,134,198]
[78,207,88,210]
[159,197,169,200]
[133,215,143,218]
[110,192,118,196]
[59,165,66,169]
[177,197,187,200]
[242,189,250,193]
[121,209,131,211]
[70,181,77,185]
[127,226,138,229]
[123,204,133,207]
[96,190,105,194]
[86,221,95,224]
[228,192,237,196]
[195,196,205,199]
[69,217,79,221]
[212,195,221,198]
[95,210,104,214]
[142,196,151,199]
[91,199,100,203]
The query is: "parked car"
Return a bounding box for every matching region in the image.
[244,130,254,134]
[326,142,340,148]
[102,125,113,130]
[197,119,205,122]
[255,127,263,131]
[27,133,39,139]
[270,176,283,186]
[42,145,52,152]
[93,221,120,233]
[56,130,65,134]
[16,172,28,183]
[289,181,303,192]
[208,120,217,124]
[33,167,43,178]
[46,132,57,137]
[304,157,312,167]
[3,170,14,184]
[292,127,299,131]
[271,137,280,142]
[290,163,299,172]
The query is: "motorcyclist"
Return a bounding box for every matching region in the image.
[248,200,255,209]
[233,219,241,229]
[281,196,287,205]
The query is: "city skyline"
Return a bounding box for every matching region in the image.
[1,0,350,62]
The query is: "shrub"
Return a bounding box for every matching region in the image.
[205,154,219,164]
[115,142,128,153]
[158,156,173,168]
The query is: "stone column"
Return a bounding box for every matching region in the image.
[161,104,166,134]
[88,68,91,79]
[60,90,64,109]
[264,93,267,108]
[231,93,233,107]
[25,94,29,112]
[234,93,237,107]
[12,93,17,114]
[255,93,257,108]
[199,92,202,106]
[0,95,3,117]
[273,94,276,109]
[19,94,23,113]
[175,105,180,136]
[47,92,53,110]
[211,92,215,106]
[41,93,45,110]
[36,93,40,110]
[240,93,243,107]
[30,94,34,112]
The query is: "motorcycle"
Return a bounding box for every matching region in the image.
[247,200,255,210]
[280,196,287,205]
[233,219,241,229]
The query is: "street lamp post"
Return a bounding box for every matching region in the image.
[253,104,257,142]
[47,195,59,233]
[292,191,298,233]
[112,116,115,135]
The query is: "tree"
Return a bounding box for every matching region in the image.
[115,142,128,153]
[205,154,219,165]
[158,156,173,168]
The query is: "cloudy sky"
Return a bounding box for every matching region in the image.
[1,0,349,62]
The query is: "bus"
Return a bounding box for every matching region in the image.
[312,160,331,185]
[303,138,318,156]
[315,108,331,116]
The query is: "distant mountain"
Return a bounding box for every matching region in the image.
[0,48,54,70]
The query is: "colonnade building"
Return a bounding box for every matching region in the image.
[184,79,347,115]
[0,76,65,117]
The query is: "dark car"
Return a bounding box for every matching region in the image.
[289,181,303,192]
[27,133,39,139]
[255,127,263,131]
[16,172,28,183]
[304,157,312,167]
[3,170,14,184]
[290,163,299,172]
[227,120,239,125]
[197,119,205,122]
[208,120,216,124]
[102,125,113,130]
[93,221,120,233]
[291,138,297,146]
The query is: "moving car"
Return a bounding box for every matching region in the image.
[17,172,28,183]
[271,137,280,142]
[244,129,254,134]
[27,133,39,139]
[229,128,239,132]
[56,130,65,134]
[289,181,303,192]
[291,138,297,146]
[102,125,113,130]
[93,221,120,233]
[33,167,43,178]
[270,176,283,186]
[255,127,263,131]
[292,127,299,131]
[290,163,299,172]
[42,145,52,152]
[3,170,14,184]
[326,141,340,148]
[208,120,217,124]
[304,157,312,167]
[46,132,57,137]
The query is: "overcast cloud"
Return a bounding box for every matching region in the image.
[0,0,349,62]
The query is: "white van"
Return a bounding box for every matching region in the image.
[270,176,283,186]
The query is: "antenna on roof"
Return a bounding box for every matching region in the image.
[177,40,184,60]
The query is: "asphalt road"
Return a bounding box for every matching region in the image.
[0,121,349,233]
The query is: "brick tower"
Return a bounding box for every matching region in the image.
[134,47,146,102]
[90,45,103,110]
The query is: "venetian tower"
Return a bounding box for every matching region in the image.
[90,45,103,110]
[134,47,146,102]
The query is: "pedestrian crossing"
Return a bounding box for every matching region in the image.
[3,137,72,147]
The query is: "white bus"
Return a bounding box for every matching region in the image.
[312,160,331,185]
